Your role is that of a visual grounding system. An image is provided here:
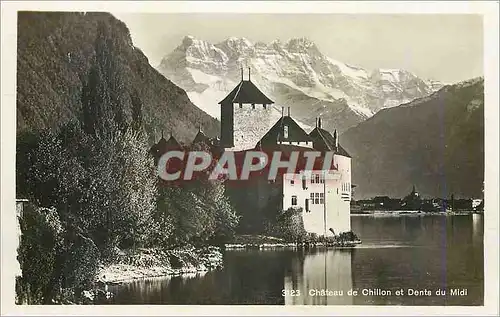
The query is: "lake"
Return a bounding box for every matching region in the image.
[107,214,484,305]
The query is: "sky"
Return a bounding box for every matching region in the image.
[112,13,483,83]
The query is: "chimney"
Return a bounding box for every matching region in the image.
[248,67,251,81]
[315,117,318,128]
[334,129,338,149]
[241,68,243,81]
[281,106,284,117]
[287,107,290,117]
[318,117,322,129]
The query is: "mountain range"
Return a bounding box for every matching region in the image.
[158,35,443,133]
[341,77,484,199]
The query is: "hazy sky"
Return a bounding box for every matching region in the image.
[112,13,483,83]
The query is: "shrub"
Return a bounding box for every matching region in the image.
[17,204,101,304]
[17,205,64,304]
[269,207,307,242]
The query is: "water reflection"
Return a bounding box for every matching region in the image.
[472,214,483,245]
[108,215,483,306]
[284,249,353,305]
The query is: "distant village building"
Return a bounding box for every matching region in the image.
[472,199,483,210]
[401,185,422,210]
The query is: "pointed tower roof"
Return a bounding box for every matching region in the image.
[218,69,274,105]
[156,130,168,145]
[165,135,181,149]
[150,131,182,161]
[155,131,181,153]
[192,130,210,145]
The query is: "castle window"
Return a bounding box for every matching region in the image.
[290,179,294,185]
[315,193,320,204]
[284,125,289,139]
[291,195,297,206]
[315,174,320,184]
[310,193,315,204]
[263,104,267,109]
[320,193,324,204]
[239,103,243,109]
[302,176,306,189]
[252,103,255,110]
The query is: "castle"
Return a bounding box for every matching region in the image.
[152,69,352,237]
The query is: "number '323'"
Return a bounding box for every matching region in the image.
[282,289,301,296]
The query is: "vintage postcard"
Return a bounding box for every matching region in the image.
[1,1,498,316]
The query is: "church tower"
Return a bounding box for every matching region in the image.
[219,68,274,150]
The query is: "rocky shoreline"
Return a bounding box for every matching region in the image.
[95,246,223,285]
[224,234,362,250]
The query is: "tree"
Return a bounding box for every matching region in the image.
[155,142,240,247]
[80,127,157,251]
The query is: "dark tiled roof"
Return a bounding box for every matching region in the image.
[309,127,351,158]
[336,144,351,158]
[192,130,210,145]
[151,135,182,157]
[228,144,338,174]
[218,80,274,105]
[165,136,181,149]
[259,116,313,146]
[258,143,318,153]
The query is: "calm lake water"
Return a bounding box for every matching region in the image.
[107,214,484,305]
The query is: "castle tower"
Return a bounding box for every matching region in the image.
[219,68,274,150]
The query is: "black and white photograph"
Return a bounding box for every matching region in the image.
[1,1,498,315]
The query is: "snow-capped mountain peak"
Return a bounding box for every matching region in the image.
[158,36,443,133]
[283,37,319,53]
